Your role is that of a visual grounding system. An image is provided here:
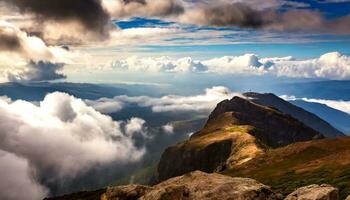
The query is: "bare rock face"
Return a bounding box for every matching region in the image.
[48,171,281,200]
[143,171,280,200]
[101,185,151,200]
[284,184,339,200]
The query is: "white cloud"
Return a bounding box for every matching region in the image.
[0,21,77,82]
[0,150,48,200]
[268,52,350,80]
[125,117,148,138]
[88,86,242,114]
[162,124,174,135]
[281,95,350,114]
[0,92,146,197]
[111,56,207,73]
[203,54,267,74]
[109,52,350,80]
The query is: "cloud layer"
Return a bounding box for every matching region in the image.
[87,86,242,114]
[110,52,350,80]
[281,95,350,114]
[0,92,147,198]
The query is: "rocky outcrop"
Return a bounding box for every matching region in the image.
[48,171,281,200]
[158,96,324,182]
[284,184,338,200]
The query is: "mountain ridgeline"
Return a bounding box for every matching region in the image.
[157,96,324,182]
[244,92,345,138]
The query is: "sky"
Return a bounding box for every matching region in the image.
[0,0,350,84]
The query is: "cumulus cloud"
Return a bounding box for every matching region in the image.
[109,52,350,80]
[0,150,48,200]
[0,92,147,197]
[267,52,350,80]
[281,95,350,114]
[111,56,207,73]
[87,86,242,114]
[162,124,174,135]
[0,21,75,82]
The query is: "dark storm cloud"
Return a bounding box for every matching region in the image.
[0,30,21,51]
[7,61,66,82]
[186,3,350,34]
[2,0,111,36]
[201,3,264,28]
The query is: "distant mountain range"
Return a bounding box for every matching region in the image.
[290,100,350,134]
[0,82,127,101]
[244,92,345,138]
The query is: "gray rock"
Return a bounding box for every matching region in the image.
[284,184,338,200]
[142,171,279,200]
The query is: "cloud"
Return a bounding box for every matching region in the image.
[111,56,207,73]
[281,95,350,114]
[267,52,350,80]
[203,54,267,74]
[87,86,242,114]
[2,0,111,39]
[6,61,66,82]
[102,0,184,19]
[0,150,48,200]
[178,2,350,34]
[0,21,76,82]
[162,124,174,135]
[0,92,147,197]
[109,52,350,80]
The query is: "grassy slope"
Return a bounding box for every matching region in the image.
[224,137,350,199]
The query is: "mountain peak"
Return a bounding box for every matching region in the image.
[158,93,324,181]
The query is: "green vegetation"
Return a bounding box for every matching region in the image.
[224,138,350,199]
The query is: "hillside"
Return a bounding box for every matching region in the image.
[157,96,323,182]
[244,92,344,138]
[224,137,350,199]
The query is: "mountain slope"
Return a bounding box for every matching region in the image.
[157,96,323,182]
[244,92,344,138]
[224,137,350,199]
[290,100,350,134]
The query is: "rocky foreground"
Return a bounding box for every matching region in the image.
[46,171,343,200]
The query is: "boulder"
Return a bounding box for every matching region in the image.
[142,171,279,200]
[284,184,338,200]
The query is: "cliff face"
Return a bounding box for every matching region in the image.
[157,96,323,182]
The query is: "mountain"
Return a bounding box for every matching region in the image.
[244,92,345,138]
[0,82,127,101]
[274,80,350,101]
[290,100,350,134]
[225,137,350,199]
[157,96,323,182]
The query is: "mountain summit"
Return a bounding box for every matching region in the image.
[158,95,323,182]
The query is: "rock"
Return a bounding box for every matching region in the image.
[48,171,281,200]
[345,195,350,200]
[284,184,338,200]
[142,171,280,200]
[101,185,151,200]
